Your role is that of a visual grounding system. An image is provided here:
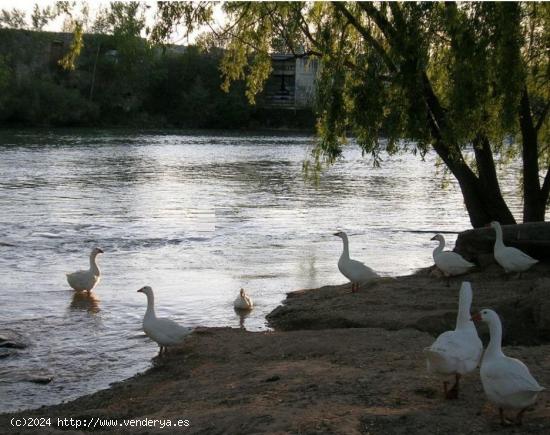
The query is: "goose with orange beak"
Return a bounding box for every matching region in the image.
[334,231,379,293]
[430,234,474,282]
[425,282,482,399]
[137,286,193,356]
[490,221,538,274]
[472,309,544,425]
[66,247,104,292]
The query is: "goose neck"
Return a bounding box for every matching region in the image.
[433,238,444,256]
[89,253,100,275]
[456,294,473,330]
[485,317,504,358]
[340,235,350,259]
[493,224,505,250]
[144,292,156,319]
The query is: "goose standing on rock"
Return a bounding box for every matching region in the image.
[431,234,474,279]
[472,309,544,425]
[334,231,379,292]
[137,286,193,355]
[490,221,538,274]
[234,288,253,310]
[66,247,104,292]
[425,281,482,399]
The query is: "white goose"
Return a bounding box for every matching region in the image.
[66,247,104,292]
[472,309,544,425]
[425,281,482,399]
[431,234,474,277]
[233,288,253,310]
[490,221,538,273]
[137,286,193,355]
[334,231,379,292]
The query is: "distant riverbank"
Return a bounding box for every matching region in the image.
[2,264,549,434]
[0,29,316,131]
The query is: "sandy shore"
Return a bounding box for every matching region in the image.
[1,265,550,434]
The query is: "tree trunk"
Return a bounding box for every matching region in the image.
[519,88,546,222]
[434,139,516,228]
[421,74,516,227]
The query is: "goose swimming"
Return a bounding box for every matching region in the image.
[234,288,253,310]
[431,234,474,277]
[137,286,193,355]
[472,309,544,425]
[66,247,104,292]
[334,231,379,292]
[490,221,538,274]
[425,281,482,399]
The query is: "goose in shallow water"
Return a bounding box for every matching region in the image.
[472,309,544,425]
[334,231,379,292]
[425,281,482,399]
[66,247,104,292]
[137,286,193,355]
[233,288,253,310]
[490,221,538,274]
[431,234,474,277]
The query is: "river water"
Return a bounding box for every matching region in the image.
[0,130,523,412]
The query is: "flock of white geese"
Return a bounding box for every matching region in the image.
[66,220,542,426]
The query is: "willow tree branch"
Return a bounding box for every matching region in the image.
[358,1,397,41]
[331,1,397,73]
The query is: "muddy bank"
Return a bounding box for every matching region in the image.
[267,264,550,346]
[1,327,549,434]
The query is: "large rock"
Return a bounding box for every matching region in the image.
[455,222,550,264]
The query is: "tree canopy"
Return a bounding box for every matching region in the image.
[152,1,549,227]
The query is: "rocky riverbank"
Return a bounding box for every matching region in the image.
[1,265,549,434]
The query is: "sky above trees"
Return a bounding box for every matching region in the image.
[0,1,225,43]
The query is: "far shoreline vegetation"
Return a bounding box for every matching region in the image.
[0,28,316,131]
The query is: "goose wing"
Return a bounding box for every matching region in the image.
[439,252,474,268]
[145,318,193,345]
[484,357,544,396]
[67,270,96,291]
[426,329,482,373]
[501,246,538,268]
[339,258,379,282]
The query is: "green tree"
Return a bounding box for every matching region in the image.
[152,1,549,228]
[0,8,27,29]
[31,4,56,31]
